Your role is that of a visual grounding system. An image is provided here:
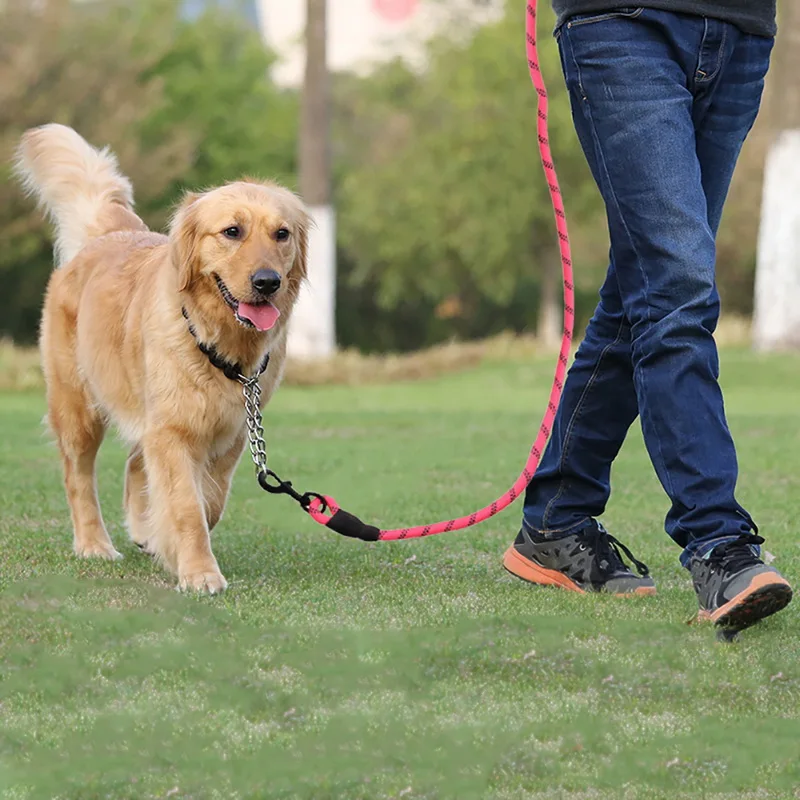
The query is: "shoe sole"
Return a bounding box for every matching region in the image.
[699,572,793,630]
[502,546,656,597]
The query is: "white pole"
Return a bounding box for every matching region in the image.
[753,129,800,351]
[289,0,336,360]
[289,205,336,359]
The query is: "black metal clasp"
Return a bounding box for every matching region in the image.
[257,469,327,513]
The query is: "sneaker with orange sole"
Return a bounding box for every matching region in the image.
[689,534,792,630]
[503,519,656,595]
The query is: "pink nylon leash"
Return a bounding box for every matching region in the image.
[259,0,575,542]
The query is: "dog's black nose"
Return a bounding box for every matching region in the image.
[251,269,281,297]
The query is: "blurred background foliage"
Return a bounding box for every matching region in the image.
[0,0,776,350]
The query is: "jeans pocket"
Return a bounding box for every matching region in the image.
[567,7,643,28]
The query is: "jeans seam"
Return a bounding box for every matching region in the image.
[563,27,676,503]
[566,8,643,29]
[541,316,628,528]
[695,18,710,82]
[695,18,728,84]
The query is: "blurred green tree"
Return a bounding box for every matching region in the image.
[0,0,296,343]
[139,0,298,222]
[332,4,606,350]
[0,0,188,341]
[1,0,770,351]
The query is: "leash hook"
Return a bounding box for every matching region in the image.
[257,469,327,512]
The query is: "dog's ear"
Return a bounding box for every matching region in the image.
[170,192,202,292]
[287,199,312,295]
[294,211,310,285]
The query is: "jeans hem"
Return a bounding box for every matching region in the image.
[521,515,593,539]
[679,534,760,568]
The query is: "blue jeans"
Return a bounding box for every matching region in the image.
[522,8,773,566]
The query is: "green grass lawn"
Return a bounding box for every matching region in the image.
[2,349,800,799]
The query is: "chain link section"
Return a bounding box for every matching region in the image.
[242,375,268,476]
[240,373,326,514]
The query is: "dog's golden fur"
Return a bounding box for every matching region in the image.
[15,123,309,593]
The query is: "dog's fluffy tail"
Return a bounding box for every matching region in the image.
[14,124,145,267]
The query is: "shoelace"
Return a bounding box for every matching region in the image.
[707,533,765,573]
[577,524,650,577]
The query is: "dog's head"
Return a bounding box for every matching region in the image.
[170,180,309,333]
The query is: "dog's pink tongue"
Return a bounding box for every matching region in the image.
[237,302,280,331]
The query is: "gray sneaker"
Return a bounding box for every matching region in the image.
[503,519,656,595]
[689,534,792,630]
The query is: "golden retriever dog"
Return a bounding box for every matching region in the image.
[15,123,309,593]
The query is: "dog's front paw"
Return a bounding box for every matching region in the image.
[177,568,228,595]
[74,539,123,561]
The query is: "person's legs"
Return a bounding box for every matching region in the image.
[681,24,791,627]
[521,264,637,534]
[520,15,642,538]
[525,10,760,553]
[674,21,775,562]
[510,10,792,619]
[522,227,636,535]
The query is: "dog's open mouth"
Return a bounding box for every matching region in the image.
[214,274,280,332]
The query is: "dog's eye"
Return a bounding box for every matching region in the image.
[222,226,241,240]
[275,228,290,242]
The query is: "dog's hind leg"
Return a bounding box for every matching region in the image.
[49,386,119,560]
[124,445,154,553]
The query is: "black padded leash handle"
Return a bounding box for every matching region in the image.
[324,509,381,542]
